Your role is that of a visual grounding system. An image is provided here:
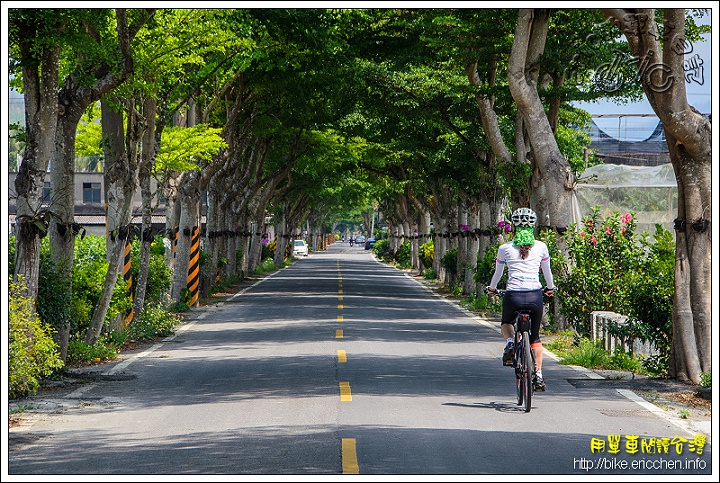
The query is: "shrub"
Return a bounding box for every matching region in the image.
[262,239,275,261]
[254,257,277,274]
[423,268,437,280]
[609,346,643,373]
[439,247,458,276]
[473,242,505,288]
[700,372,711,388]
[131,235,173,304]
[71,235,130,335]
[419,240,434,269]
[66,335,118,366]
[37,254,72,336]
[372,239,391,260]
[545,330,577,355]
[8,235,16,275]
[621,225,675,358]
[554,208,673,340]
[9,277,64,398]
[396,241,411,268]
[557,338,611,368]
[127,303,182,340]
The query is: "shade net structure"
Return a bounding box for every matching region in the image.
[572,163,678,239]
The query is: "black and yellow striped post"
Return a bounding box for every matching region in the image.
[122,238,134,327]
[187,226,200,307]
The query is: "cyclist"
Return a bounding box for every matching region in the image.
[486,207,557,392]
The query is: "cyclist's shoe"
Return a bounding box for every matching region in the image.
[535,377,546,392]
[502,342,514,366]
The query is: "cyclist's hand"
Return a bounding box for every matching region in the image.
[543,286,557,297]
[485,287,499,297]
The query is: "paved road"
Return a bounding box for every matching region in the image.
[7,243,712,476]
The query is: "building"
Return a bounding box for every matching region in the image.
[8,172,169,237]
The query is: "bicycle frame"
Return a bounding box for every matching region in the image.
[512,310,537,412]
[487,288,538,412]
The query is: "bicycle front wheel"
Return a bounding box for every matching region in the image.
[522,331,532,412]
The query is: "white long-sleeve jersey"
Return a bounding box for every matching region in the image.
[489,240,555,291]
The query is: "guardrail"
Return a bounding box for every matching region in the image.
[590,311,659,357]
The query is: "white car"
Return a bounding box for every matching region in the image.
[292,239,309,257]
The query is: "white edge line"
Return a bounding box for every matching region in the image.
[74,270,282,386]
[615,388,703,438]
[103,344,164,376]
[399,268,709,438]
[229,269,283,301]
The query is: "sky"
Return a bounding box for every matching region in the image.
[573,9,714,141]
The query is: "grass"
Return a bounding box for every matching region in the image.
[11,404,38,413]
[700,372,711,388]
[545,331,651,375]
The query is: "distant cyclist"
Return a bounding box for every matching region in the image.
[349,236,354,247]
[486,207,557,392]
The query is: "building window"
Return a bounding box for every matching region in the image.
[42,182,51,203]
[83,182,101,203]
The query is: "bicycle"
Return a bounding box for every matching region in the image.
[485,287,552,413]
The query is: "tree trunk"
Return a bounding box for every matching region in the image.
[85,97,138,344]
[170,187,201,302]
[48,102,86,354]
[274,208,288,266]
[601,8,712,383]
[464,205,480,295]
[13,28,63,303]
[133,96,158,317]
[508,9,575,235]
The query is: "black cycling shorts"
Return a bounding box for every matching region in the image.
[501,289,544,344]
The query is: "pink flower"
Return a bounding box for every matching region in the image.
[580,232,586,239]
[590,235,597,245]
[505,225,512,233]
[621,226,626,235]
[605,227,612,235]
[621,213,632,224]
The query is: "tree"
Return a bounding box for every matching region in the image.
[600,8,711,384]
[83,96,138,344]
[9,9,67,302]
[508,9,576,241]
[48,8,155,350]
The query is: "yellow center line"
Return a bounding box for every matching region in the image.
[338,296,343,301]
[338,304,343,310]
[336,329,343,338]
[339,381,352,401]
[337,350,347,363]
[338,289,343,294]
[337,315,343,322]
[341,438,359,474]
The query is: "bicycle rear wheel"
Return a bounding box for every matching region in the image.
[522,331,532,412]
[515,335,523,406]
